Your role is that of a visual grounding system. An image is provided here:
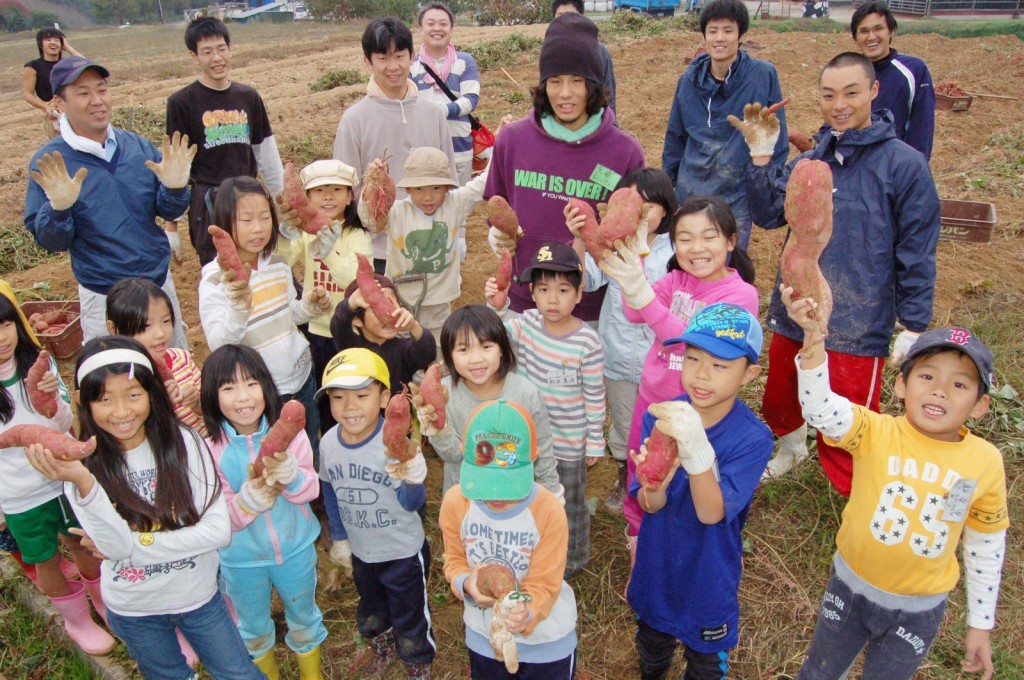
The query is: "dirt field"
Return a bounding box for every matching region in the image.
[1,16,1023,679]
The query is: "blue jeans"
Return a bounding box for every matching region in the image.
[797,570,946,680]
[107,593,266,680]
[469,648,576,679]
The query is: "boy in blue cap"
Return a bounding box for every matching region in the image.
[783,286,1007,679]
[628,302,773,679]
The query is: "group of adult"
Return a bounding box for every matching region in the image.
[22,0,939,498]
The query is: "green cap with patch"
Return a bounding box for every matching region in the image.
[460,399,538,501]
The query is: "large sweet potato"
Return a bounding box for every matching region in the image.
[355,253,398,329]
[26,351,57,418]
[418,364,447,431]
[486,196,520,239]
[477,562,517,600]
[0,425,96,461]
[252,400,306,477]
[636,425,679,488]
[568,198,602,262]
[208,225,249,284]
[283,162,329,234]
[363,161,396,232]
[781,158,834,337]
[492,248,513,310]
[383,388,417,462]
[575,188,644,262]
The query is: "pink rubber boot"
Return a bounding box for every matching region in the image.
[81,574,109,626]
[49,580,116,656]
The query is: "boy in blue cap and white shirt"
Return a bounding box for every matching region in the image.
[439,399,578,678]
[628,303,773,680]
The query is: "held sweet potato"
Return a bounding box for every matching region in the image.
[781,158,834,337]
[568,198,602,262]
[477,562,517,600]
[152,352,175,384]
[419,364,447,431]
[383,388,417,463]
[283,162,329,235]
[208,225,250,284]
[492,248,513,310]
[486,196,520,239]
[788,130,816,153]
[635,424,679,488]
[363,161,396,231]
[0,425,96,461]
[575,188,644,262]
[355,253,398,329]
[26,351,57,418]
[252,400,306,477]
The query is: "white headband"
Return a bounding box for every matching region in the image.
[76,349,154,385]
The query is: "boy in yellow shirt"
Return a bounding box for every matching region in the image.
[783,285,1007,680]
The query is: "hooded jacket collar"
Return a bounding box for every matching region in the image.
[527,105,619,146]
[366,77,417,101]
[688,48,751,96]
[814,111,897,165]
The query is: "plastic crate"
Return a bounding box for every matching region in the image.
[20,300,83,359]
[935,92,973,111]
[939,199,996,243]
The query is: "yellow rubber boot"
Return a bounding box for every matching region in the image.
[253,649,280,680]
[296,645,323,680]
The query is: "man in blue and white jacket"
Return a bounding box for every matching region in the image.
[662,0,788,249]
[851,0,935,160]
[24,57,194,349]
[737,52,940,492]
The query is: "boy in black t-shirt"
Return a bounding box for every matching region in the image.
[165,17,284,265]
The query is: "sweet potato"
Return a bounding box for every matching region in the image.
[575,188,644,262]
[208,225,250,284]
[30,309,76,335]
[568,198,602,262]
[355,253,398,329]
[383,387,417,463]
[151,352,175,384]
[636,425,678,488]
[282,162,329,235]
[419,364,447,431]
[492,248,513,310]
[252,400,306,477]
[363,160,396,232]
[0,424,96,461]
[26,351,58,418]
[788,130,816,153]
[781,158,834,337]
[486,196,520,239]
[477,563,517,600]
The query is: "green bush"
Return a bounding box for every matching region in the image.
[471,33,543,71]
[310,68,364,92]
[306,0,418,22]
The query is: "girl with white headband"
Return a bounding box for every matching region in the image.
[26,336,264,679]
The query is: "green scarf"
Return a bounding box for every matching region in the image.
[541,108,604,142]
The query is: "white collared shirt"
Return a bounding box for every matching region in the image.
[59,115,117,161]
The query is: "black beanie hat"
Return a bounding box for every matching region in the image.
[539,13,604,84]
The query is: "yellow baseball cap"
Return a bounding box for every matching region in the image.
[316,348,390,398]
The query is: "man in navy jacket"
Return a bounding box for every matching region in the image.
[851,0,935,159]
[735,52,940,493]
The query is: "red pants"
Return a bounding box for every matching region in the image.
[761,333,884,496]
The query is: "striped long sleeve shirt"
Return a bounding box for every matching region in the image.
[501,309,606,462]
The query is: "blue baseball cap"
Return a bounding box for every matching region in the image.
[664,303,762,363]
[901,327,994,393]
[50,56,110,95]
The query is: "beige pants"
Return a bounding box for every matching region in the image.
[416,301,452,356]
[606,378,640,461]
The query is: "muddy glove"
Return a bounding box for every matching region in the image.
[261,450,298,487]
[238,477,278,515]
[308,220,342,260]
[301,286,331,317]
[648,401,717,477]
[274,194,302,240]
[599,235,655,310]
[410,384,448,438]
[222,268,252,314]
[330,539,353,577]
[387,452,428,485]
[890,329,921,367]
[31,151,87,211]
[488,225,521,257]
[728,102,782,158]
[144,132,197,189]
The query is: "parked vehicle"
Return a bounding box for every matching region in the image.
[613,0,682,16]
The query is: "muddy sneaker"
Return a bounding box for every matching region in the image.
[604,484,625,513]
[348,630,394,679]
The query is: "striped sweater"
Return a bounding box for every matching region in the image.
[164,348,207,438]
[198,253,314,395]
[500,309,605,462]
[411,50,481,168]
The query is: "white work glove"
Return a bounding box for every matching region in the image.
[727,102,782,158]
[387,452,428,485]
[31,151,87,211]
[144,132,197,189]
[890,329,921,366]
[648,401,717,477]
[553,483,566,506]
[487,225,520,257]
[274,195,303,240]
[222,269,252,313]
[166,228,183,264]
[308,220,342,260]
[238,477,278,515]
[301,286,332,317]
[261,450,298,487]
[459,234,467,263]
[0,510,6,531]
[330,539,353,576]
[409,385,449,438]
[598,235,655,310]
